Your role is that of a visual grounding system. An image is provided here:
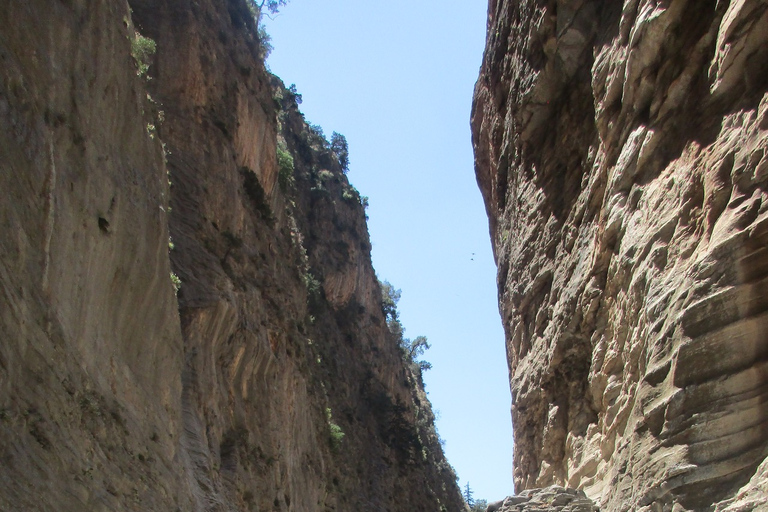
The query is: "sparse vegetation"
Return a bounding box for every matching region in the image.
[330,132,349,173]
[380,279,432,384]
[170,272,182,293]
[304,271,321,297]
[305,123,328,148]
[256,23,273,60]
[325,407,345,451]
[341,187,356,202]
[463,483,488,511]
[277,141,295,191]
[240,0,289,60]
[248,0,289,21]
[130,32,156,77]
[317,169,334,183]
[288,84,302,105]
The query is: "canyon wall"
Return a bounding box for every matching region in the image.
[0,0,465,510]
[472,1,768,511]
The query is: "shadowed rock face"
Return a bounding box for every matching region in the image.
[472,1,768,511]
[0,0,465,510]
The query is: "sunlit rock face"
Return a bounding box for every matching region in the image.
[0,0,465,510]
[472,1,768,511]
[489,486,598,512]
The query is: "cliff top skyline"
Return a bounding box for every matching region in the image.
[263,0,515,502]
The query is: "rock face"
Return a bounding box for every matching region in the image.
[472,1,768,511]
[489,486,598,512]
[0,0,464,510]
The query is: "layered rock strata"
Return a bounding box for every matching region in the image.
[0,0,464,510]
[472,1,768,511]
[489,486,598,512]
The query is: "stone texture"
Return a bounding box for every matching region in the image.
[491,486,599,512]
[0,0,465,510]
[0,1,184,509]
[473,1,768,511]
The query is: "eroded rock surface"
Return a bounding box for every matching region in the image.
[0,0,465,510]
[473,1,768,511]
[491,486,598,512]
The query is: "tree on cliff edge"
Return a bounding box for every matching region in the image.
[250,0,288,21]
[331,132,349,173]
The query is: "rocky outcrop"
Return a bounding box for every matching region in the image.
[472,1,768,511]
[0,0,464,510]
[489,486,598,512]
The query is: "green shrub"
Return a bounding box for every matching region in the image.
[304,272,321,296]
[305,123,328,148]
[131,33,156,77]
[317,169,334,182]
[170,272,181,293]
[277,143,295,191]
[325,408,345,450]
[257,23,273,60]
[329,422,345,449]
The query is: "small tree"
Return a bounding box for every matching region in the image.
[257,23,273,59]
[288,84,303,105]
[331,132,349,173]
[245,1,288,59]
[379,279,433,383]
[408,336,430,360]
[249,0,288,21]
[463,482,475,508]
[380,280,401,324]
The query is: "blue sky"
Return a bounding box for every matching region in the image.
[262,1,514,502]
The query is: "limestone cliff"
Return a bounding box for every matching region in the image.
[0,0,465,510]
[472,1,768,511]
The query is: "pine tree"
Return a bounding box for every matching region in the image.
[330,132,349,173]
[463,482,475,508]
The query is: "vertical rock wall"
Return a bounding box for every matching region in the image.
[0,1,185,509]
[472,1,768,511]
[0,0,465,510]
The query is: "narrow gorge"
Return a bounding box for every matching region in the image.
[1,0,768,511]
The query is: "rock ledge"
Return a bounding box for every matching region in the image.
[490,486,599,512]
